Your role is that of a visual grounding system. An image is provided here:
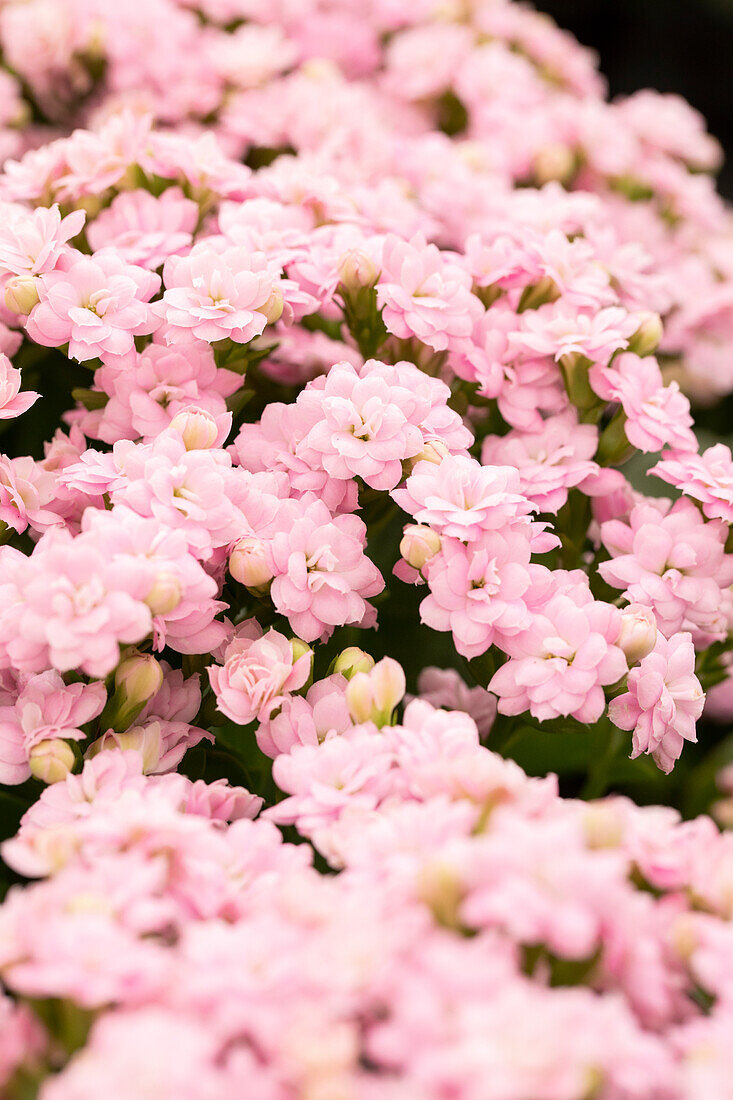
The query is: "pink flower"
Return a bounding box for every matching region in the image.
[208,620,312,726]
[376,232,482,352]
[609,632,704,773]
[92,718,212,776]
[0,455,61,534]
[0,355,38,420]
[256,674,352,758]
[232,401,358,515]
[420,533,536,659]
[489,573,627,723]
[0,203,84,277]
[296,360,425,491]
[38,1010,225,1099]
[268,498,384,642]
[0,671,106,785]
[0,529,154,678]
[481,410,598,513]
[92,343,239,444]
[652,444,733,524]
[87,188,198,271]
[268,729,395,831]
[101,433,251,559]
[394,455,536,543]
[78,506,228,657]
[152,241,279,345]
[26,248,160,364]
[599,499,733,644]
[511,302,639,363]
[590,353,696,453]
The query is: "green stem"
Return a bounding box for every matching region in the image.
[581,727,626,799]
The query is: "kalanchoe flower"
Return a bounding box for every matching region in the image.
[651,443,733,524]
[296,359,424,491]
[209,620,312,726]
[489,571,628,724]
[376,232,482,352]
[413,667,497,740]
[0,671,106,785]
[256,674,352,758]
[0,354,38,420]
[394,455,537,543]
[481,410,599,513]
[26,248,160,365]
[589,353,697,454]
[0,203,85,278]
[599,498,733,645]
[87,187,198,271]
[267,497,384,642]
[609,632,704,773]
[152,241,281,345]
[420,531,538,659]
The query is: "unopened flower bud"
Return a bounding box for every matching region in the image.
[260,285,284,325]
[169,407,219,450]
[405,440,449,474]
[583,805,624,849]
[110,721,163,774]
[115,651,164,709]
[337,249,379,291]
[5,274,40,315]
[145,572,182,616]
[533,143,576,186]
[345,658,406,726]
[29,739,75,784]
[332,647,375,680]
[229,536,273,591]
[617,604,657,664]
[400,524,441,570]
[290,638,312,666]
[345,672,374,725]
[370,657,406,716]
[417,859,464,930]
[628,312,664,358]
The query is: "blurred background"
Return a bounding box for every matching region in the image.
[535,0,733,198]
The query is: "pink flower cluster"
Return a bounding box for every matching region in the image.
[0,704,731,1098]
[0,1,729,1094]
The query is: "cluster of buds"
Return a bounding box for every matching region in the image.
[344,656,406,727]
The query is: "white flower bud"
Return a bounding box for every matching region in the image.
[260,285,284,325]
[337,249,379,291]
[229,536,273,591]
[370,657,406,715]
[345,658,406,727]
[406,440,449,473]
[115,651,164,709]
[169,407,219,450]
[345,672,374,725]
[29,739,75,784]
[400,524,441,570]
[5,274,40,315]
[145,572,182,616]
[628,312,664,358]
[290,637,312,666]
[617,604,657,664]
[332,647,375,680]
[111,721,163,774]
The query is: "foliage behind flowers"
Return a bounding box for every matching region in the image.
[1,0,733,1096]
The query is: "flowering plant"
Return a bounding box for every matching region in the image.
[1,1,733,1097]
